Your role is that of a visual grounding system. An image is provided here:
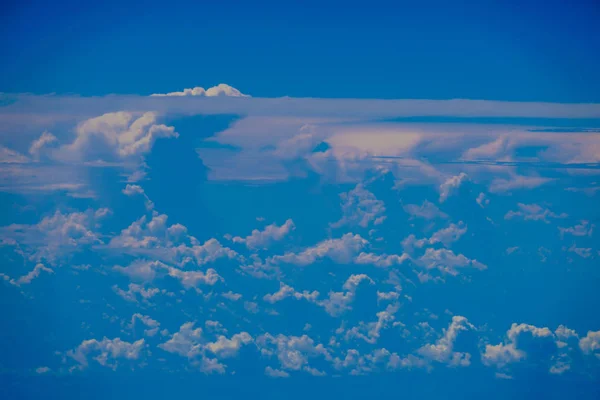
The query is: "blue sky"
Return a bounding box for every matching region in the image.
[1,1,600,399]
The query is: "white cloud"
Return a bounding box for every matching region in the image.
[269,233,368,266]
[151,83,249,97]
[481,323,554,368]
[0,145,29,164]
[67,337,145,370]
[439,173,468,203]
[29,131,57,159]
[331,184,386,228]
[56,112,178,162]
[404,201,448,220]
[265,366,290,378]
[0,208,110,264]
[416,316,474,367]
[504,203,568,223]
[559,221,594,238]
[263,282,319,304]
[129,313,160,337]
[232,219,295,250]
[257,333,331,372]
[122,184,154,211]
[579,330,600,358]
[417,248,487,279]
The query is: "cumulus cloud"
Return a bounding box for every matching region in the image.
[331,184,386,228]
[417,248,487,281]
[67,337,145,370]
[481,323,554,368]
[29,131,58,160]
[56,112,178,163]
[0,146,29,164]
[108,212,238,267]
[232,219,295,250]
[0,208,110,264]
[269,233,368,266]
[256,333,331,373]
[122,184,154,211]
[439,173,468,203]
[416,316,475,367]
[263,282,319,304]
[504,203,568,223]
[404,201,448,220]
[151,83,249,97]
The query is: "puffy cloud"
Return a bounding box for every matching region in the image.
[481,323,554,368]
[0,208,110,264]
[12,263,53,286]
[263,282,319,304]
[29,131,57,160]
[257,333,331,372]
[344,304,399,344]
[56,112,177,163]
[559,221,594,238]
[417,248,487,280]
[0,145,29,164]
[129,313,161,337]
[205,332,253,358]
[108,212,238,267]
[579,330,600,358]
[67,337,145,370]
[427,222,467,248]
[476,192,489,208]
[159,322,204,358]
[504,203,568,223]
[331,184,386,228]
[232,219,295,250]
[319,274,374,317]
[416,316,474,367]
[114,259,222,289]
[269,233,368,266]
[151,83,249,97]
[122,184,154,211]
[265,366,290,378]
[404,201,448,220]
[354,252,409,267]
[439,173,468,203]
[113,283,161,303]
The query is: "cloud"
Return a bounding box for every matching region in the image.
[151,84,249,97]
[256,333,331,372]
[318,274,374,317]
[29,131,57,160]
[417,248,487,281]
[265,366,290,378]
[0,146,29,163]
[107,212,238,267]
[559,221,594,238]
[504,203,568,223]
[439,173,468,203]
[232,219,295,250]
[481,323,554,368]
[579,330,600,358]
[269,233,368,266]
[404,201,448,220]
[263,282,319,304]
[205,332,253,358]
[122,184,154,211]
[67,337,145,370]
[129,313,161,337]
[0,208,110,264]
[331,183,386,228]
[416,316,475,367]
[55,112,178,163]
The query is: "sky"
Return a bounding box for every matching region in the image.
[1,1,600,399]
